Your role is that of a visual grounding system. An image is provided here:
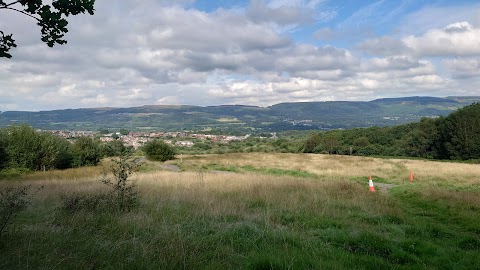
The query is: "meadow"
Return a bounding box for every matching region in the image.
[0,153,479,269]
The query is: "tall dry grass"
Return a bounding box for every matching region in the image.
[1,153,479,269]
[179,153,395,177]
[176,153,480,185]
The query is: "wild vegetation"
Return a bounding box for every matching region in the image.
[0,125,135,178]
[178,103,480,162]
[0,102,479,269]
[142,139,176,162]
[0,153,479,269]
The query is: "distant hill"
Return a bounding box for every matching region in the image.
[1,96,479,133]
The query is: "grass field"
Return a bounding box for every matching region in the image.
[0,153,479,269]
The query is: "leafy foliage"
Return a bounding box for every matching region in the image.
[143,140,176,162]
[0,125,139,176]
[100,140,132,157]
[0,130,7,170]
[71,136,101,167]
[101,151,140,211]
[299,103,480,161]
[0,31,16,58]
[3,125,72,171]
[0,186,39,239]
[0,0,95,58]
[441,103,480,160]
[175,103,480,161]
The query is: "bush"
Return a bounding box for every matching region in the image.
[0,186,42,239]
[61,151,141,213]
[2,125,74,171]
[100,140,132,157]
[60,193,110,213]
[101,152,140,211]
[0,130,7,170]
[142,140,176,162]
[71,137,101,167]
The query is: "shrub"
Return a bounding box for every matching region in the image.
[100,140,132,157]
[61,151,141,213]
[142,140,176,162]
[0,130,7,170]
[60,193,110,213]
[71,137,101,167]
[0,186,42,239]
[101,151,141,211]
[2,125,74,171]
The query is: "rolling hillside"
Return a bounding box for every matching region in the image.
[1,96,479,132]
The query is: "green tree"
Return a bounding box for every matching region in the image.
[5,125,42,170]
[353,136,370,148]
[71,136,101,167]
[37,133,72,169]
[2,125,72,171]
[99,128,110,135]
[303,132,322,153]
[441,103,480,160]
[100,140,131,157]
[142,140,176,162]
[101,151,139,211]
[0,129,8,169]
[119,129,129,136]
[322,135,340,154]
[400,118,439,158]
[0,0,95,58]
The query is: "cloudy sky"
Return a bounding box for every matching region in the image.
[1,0,480,111]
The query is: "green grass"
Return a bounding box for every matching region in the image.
[1,154,479,269]
[202,163,317,178]
[240,165,317,178]
[2,184,478,269]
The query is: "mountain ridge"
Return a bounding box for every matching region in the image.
[1,96,479,133]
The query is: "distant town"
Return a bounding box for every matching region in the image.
[44,130,274,149]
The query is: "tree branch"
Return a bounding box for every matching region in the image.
[3,1,21,8]
[0,6,41,22]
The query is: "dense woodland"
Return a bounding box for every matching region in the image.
[1,103,479,176]
[300,102,480,160]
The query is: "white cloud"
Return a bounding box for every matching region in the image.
[443,58,480,79]
[247,0,335,26]
[1,1,480,111]
[395,4,480,35]
[360,21,480,58]
[403,22,480,57]
[357,36,412,56]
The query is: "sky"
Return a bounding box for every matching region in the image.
[1,0,480,111]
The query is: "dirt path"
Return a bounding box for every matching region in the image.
[159,164,181,172]
[374,182,398,192]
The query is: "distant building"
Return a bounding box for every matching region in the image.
[175,140,194,147]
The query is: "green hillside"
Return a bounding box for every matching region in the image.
[1,96,479,132]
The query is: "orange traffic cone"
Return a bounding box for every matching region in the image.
[368,176,376,192]
[409,171,414,182]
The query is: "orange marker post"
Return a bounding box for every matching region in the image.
[409,171,414,182]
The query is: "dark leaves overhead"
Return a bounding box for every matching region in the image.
[0,31,17,58]
[0,0,95,57]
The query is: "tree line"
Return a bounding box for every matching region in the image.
[0,125,176,175]
[0,125,130,173]
[301,103,480,160]
[176,103,480,161]
[1,103,478,174]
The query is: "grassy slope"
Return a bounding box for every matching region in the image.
[0,153,479,269]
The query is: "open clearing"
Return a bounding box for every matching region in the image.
[1,153,479,269]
